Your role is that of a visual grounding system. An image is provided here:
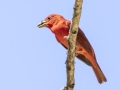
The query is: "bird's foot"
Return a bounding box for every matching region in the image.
[75,52,79,56]
[75,46,83,56]
[64,35,69,40]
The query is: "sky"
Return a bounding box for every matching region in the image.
[0,0,120,90]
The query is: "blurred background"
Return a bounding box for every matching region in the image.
[0,0,120,90]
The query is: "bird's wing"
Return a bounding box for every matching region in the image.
[55,33,93,66]
[65,20,96,60]
[77,28,97,60]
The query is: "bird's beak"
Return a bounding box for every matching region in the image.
[37,20,47,28]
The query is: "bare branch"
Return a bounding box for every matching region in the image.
[66,0,83,90]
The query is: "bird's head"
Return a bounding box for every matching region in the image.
[37,14,65,29]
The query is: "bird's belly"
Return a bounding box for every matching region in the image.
[54,29,69,48]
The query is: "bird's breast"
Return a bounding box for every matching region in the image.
[54,27,69,48]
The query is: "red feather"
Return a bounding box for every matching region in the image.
[39,14,107,84]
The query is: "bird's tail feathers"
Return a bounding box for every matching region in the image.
[92,63,107,84]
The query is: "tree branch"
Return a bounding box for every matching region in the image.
[66,0,83,90]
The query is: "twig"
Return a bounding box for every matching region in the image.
[66,0,83,90]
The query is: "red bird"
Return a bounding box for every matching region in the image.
[37,14,107,84]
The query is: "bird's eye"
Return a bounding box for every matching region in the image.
[47,17,51,20]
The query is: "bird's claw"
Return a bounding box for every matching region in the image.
[64,36,69,40]
[75,52,79,56]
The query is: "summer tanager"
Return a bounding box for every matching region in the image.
[37,14,107,84]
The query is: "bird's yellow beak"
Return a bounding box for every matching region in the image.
[37,20,47,28]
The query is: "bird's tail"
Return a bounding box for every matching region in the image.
[92,63,107,84]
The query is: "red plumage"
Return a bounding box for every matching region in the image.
[38,14,107,84]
